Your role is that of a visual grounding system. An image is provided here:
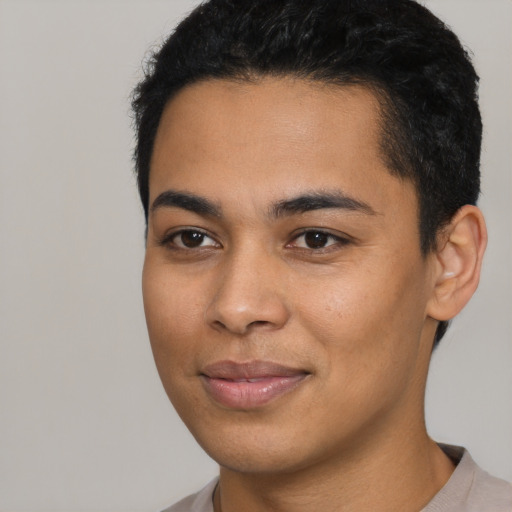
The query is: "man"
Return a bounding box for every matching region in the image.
[132,0,512,510]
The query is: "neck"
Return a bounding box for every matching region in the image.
[214,429,455,512]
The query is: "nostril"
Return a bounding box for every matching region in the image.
[212,319,228,331]
[209,318,278,335]
[248,320,270,328]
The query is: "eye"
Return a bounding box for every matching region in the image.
[290,230,348,250]
[167,229,219,249]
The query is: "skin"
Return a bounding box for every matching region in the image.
[143,77,485,512]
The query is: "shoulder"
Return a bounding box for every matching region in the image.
[469,460,512,511]
[160,479,218,512]
[423,445,512,512]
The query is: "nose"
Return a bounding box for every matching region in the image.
[205,250,290,335]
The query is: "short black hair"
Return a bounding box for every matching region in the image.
[132,0,482,344]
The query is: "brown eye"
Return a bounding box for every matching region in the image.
[304,231,330,249]
[171,230,218,249]
[180,231,205,247]
[290,230,348,251]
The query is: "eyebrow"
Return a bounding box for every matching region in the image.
[150,190,221,217]
[271,191,377,218]
[150,189,377,219]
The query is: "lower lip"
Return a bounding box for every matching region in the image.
[201,374,308,409]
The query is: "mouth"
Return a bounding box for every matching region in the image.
[200,360,310,409]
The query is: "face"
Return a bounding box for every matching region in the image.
[143,77,439,474]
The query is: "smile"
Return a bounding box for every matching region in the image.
[200,360,309,409]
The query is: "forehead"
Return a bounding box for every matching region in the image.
[150,77,415,218]
[153,77,384,167]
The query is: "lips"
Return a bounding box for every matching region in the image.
[200,360,309,409]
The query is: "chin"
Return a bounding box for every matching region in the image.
[208,445,310,475]
[188,419,324,475]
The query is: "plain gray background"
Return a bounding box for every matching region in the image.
[0,1,510,510]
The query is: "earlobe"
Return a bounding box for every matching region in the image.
[427,205,487,321]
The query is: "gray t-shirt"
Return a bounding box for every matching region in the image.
[163,446,512,512]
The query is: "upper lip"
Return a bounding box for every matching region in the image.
[201,360,308,380]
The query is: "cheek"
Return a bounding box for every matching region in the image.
[292,273,381,346]
[290,274,425,437]
[142,259,206,372]
[142,260,214,419]
[293,260,428,373]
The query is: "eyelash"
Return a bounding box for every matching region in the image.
[159,228,221,251]
[159,228,351,253]
[287,229,351,252]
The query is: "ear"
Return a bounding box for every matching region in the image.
[426,205,487,321]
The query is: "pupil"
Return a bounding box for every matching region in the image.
[305,231,328,248]
[181,231,204,248]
